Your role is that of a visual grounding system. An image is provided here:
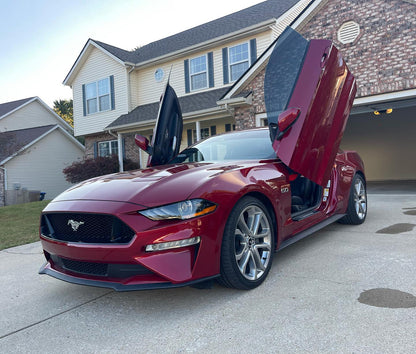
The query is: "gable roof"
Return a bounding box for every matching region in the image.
[0,125,56,163]
[0,125,84,165]
[105,0,300,65]
[0,97,35,119]
[0,96,74,133]
[64,0,301,85]
[106,87,230,130]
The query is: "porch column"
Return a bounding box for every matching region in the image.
[196,121,201,141]
[117,133,124,172]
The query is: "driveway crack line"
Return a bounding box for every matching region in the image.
[0,290,113,340]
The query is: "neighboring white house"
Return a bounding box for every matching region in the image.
[0,97,84,206]
[63,0,312,168]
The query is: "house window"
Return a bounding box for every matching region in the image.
[83,76,114,115]
[98,140,118,157]
[190,55,208,91]
[229,43,249,82]
[187,126,217,145]
[225,123,236,132]
[255,113,268,127]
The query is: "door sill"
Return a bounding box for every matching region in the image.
[279,214,345,251]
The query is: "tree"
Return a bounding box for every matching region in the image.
[53,99,73,127]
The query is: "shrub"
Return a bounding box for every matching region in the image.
[63,155,140,184]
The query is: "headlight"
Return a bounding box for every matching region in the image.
[139,199,217,221]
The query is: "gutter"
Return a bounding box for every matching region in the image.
[217,93,253,107]
[105,105,228,133]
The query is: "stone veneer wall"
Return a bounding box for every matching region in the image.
[235,0,416,129]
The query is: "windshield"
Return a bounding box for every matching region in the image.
[170,129,276,163]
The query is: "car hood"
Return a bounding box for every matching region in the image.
[52,162,255,207]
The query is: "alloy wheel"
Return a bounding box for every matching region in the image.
[354,178,367,220]
[234,205,272,281]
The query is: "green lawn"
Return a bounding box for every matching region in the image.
[0,201,49,251]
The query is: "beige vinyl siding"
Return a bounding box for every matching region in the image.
[0,101,65,132]
[271,0,312,39]
[133,31,273,106]
[4,129,83,199]
[129,70,140,111]
[72,47,129,137]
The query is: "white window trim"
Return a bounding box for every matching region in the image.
[255,113,268,127]
[228,42,250,83]
[85,77,112,115]
[98,139,118,157]
[189,54,208,92]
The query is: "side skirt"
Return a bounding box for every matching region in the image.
[278,214,345,251]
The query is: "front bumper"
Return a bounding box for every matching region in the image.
[39,200,225,290]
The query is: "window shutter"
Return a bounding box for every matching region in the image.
[208,52,214,88]
[184,59,190,93]
[110,75,115,110]
[250,39,257,65]
[82,84,87,116]
[93,142,98,158]
[210,126,216,136]
[222,47,229,84]
[187,129,193,146]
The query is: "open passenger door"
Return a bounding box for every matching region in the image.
[264,28,356,186]
[135,83,183,166]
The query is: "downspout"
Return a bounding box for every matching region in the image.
[0,166,7,206]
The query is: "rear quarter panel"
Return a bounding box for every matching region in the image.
[334,150,366,214]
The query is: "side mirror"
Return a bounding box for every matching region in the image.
[276,107,300,140]
[135,134,152,154]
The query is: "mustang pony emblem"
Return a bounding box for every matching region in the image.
[67,219,84,231]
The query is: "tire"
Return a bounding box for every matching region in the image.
[338,174,367,225]
[219,196,275,290]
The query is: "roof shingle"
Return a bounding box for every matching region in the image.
[107,87,230,129]
[0,97,35,118]
[95,0,299,65]
[0,125,55,163]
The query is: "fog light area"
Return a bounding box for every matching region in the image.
[145,236,201,252]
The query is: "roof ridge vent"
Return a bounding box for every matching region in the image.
[337,21,360,44]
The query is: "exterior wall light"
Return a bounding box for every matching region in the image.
[373,108,393,116]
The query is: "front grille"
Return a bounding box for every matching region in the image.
[62,258,108,276]
[50,255,153,278]
[41,213,135,244]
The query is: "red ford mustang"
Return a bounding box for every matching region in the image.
[39,28,367,290]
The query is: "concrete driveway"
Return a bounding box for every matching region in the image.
[1,193,415,353]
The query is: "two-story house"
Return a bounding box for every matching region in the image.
[63,0,312,169]
[64,0,416,181]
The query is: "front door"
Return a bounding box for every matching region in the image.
[265,28,356,186]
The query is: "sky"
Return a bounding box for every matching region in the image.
[0,0,265,107]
